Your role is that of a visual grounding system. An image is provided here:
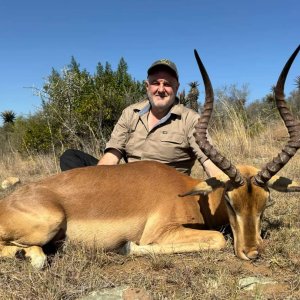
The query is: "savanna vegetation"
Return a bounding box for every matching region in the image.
[0,57,299,299]
[1,56,300,162]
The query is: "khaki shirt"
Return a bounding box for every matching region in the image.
[105,99,208,174]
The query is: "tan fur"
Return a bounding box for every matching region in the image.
[1,177,20,190]
[0,161,298,268]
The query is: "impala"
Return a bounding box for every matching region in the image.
[0,46,299,269]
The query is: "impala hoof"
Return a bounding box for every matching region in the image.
[30,253,47,270]
[246,250,259,260]
[118,241,132,255]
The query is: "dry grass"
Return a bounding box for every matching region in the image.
[0,120,299,299]
[0,152,59,185]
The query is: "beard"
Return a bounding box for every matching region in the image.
[147,91,176,114]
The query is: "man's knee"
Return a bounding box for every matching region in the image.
[60,149,78,161]
[60,149,98,171]
[60,149,82,171]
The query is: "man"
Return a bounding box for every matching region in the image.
[60,59,220,176]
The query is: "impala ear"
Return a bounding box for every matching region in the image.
[267,176,300,192]
[178,176,228,197]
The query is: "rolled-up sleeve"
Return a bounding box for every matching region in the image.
[104,108,131,156]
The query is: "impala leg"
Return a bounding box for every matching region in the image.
[23,246,47,269]
[0,244,47,269]
[0,205,65,269]
[126,227,226,255]
[0,245,23,257]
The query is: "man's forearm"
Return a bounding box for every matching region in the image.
[202,159,223,177]
[98,149,122,165]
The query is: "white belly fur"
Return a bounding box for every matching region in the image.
[66,218,145,249]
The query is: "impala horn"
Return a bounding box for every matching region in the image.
[254,45,300,186]
[193,49,244,186]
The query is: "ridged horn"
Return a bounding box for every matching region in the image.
[254,45,300,186]
[193,49,244,186]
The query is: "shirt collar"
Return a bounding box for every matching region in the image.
[138,102,151,116]
[137,97,182,117]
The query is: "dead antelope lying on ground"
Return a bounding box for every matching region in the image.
[0,46,300,269]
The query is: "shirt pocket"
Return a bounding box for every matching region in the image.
[150,132,188,162]
[160,132,184,144]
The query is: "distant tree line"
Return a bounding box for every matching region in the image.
[1,58,299,158]
[1,57,146,157]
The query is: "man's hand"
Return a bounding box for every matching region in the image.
[202,159,223,177]
[98,149,122,165]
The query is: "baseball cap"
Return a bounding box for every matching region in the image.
[147,59,179,80]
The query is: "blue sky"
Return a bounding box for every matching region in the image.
[0,0,299,124]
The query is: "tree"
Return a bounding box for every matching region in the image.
[295,75,300,91]
[0,110,16,153]
[178,82,200,112]
[187,82,200,112]
[33,56,146,155]
[1,110,16,124]
[212,84,249,130]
